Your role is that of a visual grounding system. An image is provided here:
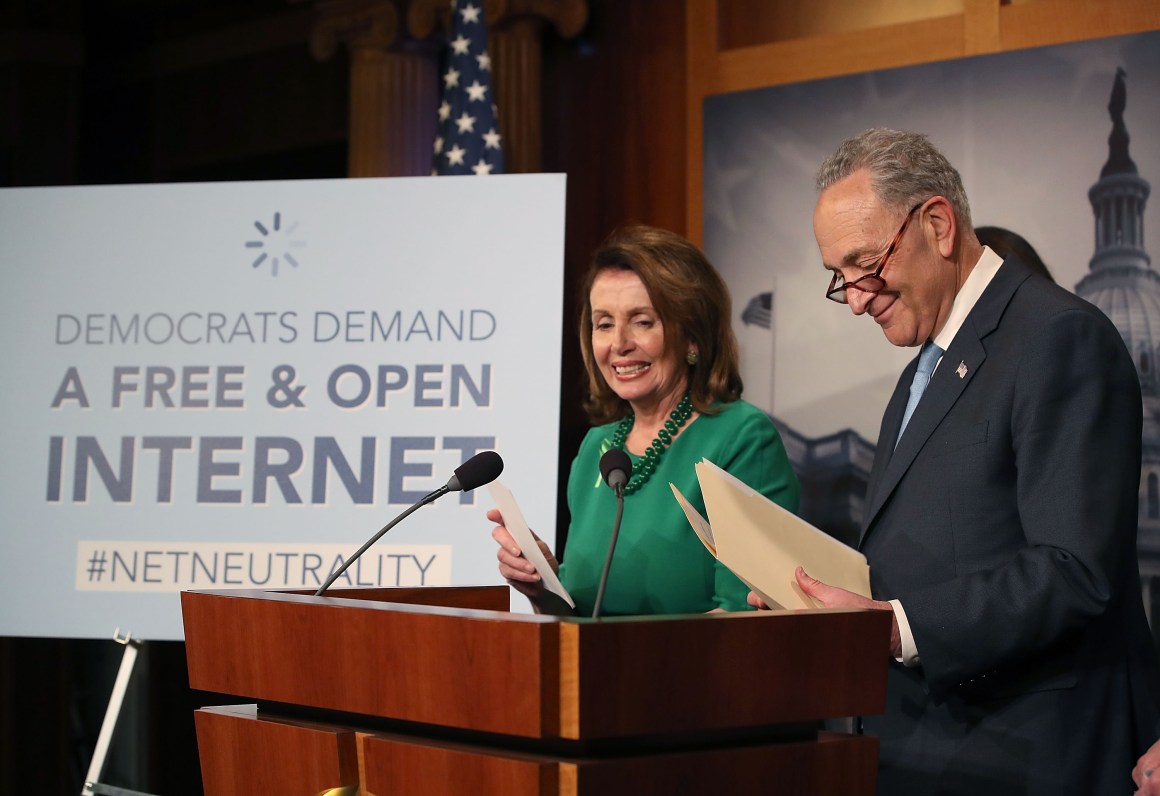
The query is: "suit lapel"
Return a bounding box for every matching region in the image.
[859,257,1031,547]
[864,369,911,516]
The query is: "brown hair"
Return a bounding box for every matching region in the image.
[975,226,1054,283]
[578,225,743,425]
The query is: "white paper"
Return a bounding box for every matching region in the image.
[699,458,757,496]
[670,483,716,553]
[678,459,872,610]
[486,482,574,608]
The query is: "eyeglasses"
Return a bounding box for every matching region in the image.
[825,201,924,304]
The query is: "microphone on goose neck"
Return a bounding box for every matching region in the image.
[314,450,504,597]
[592,448,632,618]
[600,448,631,499]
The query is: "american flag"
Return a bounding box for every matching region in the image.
[433,0,504,176]
[741,292,772,329]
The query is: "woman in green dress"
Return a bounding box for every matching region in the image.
[491,225,800,615]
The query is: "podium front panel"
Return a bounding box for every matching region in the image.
[183,587,562,738]
[184,588,890,740]
[194,705,358,796]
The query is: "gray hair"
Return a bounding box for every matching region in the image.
[815,128,973,231]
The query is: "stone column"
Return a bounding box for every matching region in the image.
[312,0,439,177]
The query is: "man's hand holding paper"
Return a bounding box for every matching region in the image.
[673,459,874,612]
[747,566,901,658]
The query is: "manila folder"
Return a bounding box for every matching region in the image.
[695,459,871,610]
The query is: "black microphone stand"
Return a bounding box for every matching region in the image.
[314,484,449,597]
[591,482,625,619]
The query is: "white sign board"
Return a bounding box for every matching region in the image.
[0,174,566,639]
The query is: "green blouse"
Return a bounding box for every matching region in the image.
[560,399,800,616]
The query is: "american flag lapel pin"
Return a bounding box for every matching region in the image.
[956,361,968,379]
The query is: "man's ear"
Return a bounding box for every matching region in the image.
[924,196,958,259]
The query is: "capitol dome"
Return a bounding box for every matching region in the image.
[1077,266,1160,394]
[1073,67,1160,571]
[1076,67,1157,394]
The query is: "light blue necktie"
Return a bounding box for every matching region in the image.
[896,341,943,447]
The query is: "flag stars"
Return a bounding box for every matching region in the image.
[465,81,488,102]
[460,3,481,23]
[432,1,503,176]
[455,112,477,133]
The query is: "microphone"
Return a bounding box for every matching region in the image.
[314,450,504,596]
[599,448,631,498]
[592,449,632,619]
[446,450,504,493]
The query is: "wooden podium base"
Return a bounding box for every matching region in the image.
[362,729,877,796]
[194,704,877,795]
[183,588,890,796]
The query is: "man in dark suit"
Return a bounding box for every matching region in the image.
[752,128,1160,794]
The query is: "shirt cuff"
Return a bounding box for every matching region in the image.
[889,598,921,667]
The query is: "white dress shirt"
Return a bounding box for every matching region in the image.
[890,245,1004,666]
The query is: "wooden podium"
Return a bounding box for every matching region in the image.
[182,586,891,795]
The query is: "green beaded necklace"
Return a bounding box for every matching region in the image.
[608,392,694,495]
